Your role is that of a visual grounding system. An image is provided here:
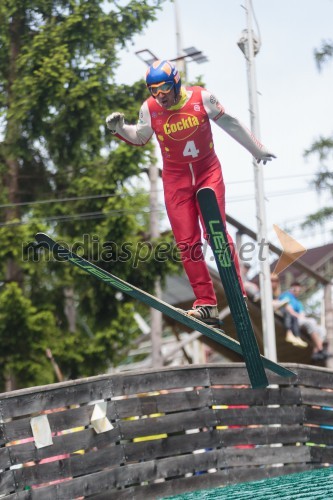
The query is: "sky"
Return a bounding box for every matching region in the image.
[114,0,333,259]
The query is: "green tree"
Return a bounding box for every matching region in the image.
[0,0,182,390]
[314,39,333,71]
[0,282,59,389]
[302,39,333,230]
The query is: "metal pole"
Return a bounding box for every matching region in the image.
[244,0,277,361]
[324,281,333,368]
[174,0,187,81]
[149,159,163,367]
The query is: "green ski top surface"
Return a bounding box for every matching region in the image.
[197,187,268,388]
[35,233,296,386]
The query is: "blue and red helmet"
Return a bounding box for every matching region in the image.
[145,60,181,98]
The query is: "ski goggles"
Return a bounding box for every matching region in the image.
[148,81,174,97]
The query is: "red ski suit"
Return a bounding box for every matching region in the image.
[114,86,256,305]
[149,87,245,304]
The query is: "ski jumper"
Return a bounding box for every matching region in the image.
[113,86,269,306]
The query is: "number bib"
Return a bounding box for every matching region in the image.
[147,86,216,165]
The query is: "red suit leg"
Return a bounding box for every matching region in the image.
[195,159,247,297]
[163,157,246,306]
[163,167,217,306]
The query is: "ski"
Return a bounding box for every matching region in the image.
[34,232,295,386]
[197,187,268,388]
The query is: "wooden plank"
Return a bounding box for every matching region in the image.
[207,364,251,386]
[214,463,316,487]
[0,445,11,470]
[1,363,330,421]
[12,444,125,490]
[213,406,304,426]
[2,426,121,469]
[310,446,333,463]
[124,446,311,480]
[19,461,169,499]
[136,449,216,478]
[123,425,311,464]
[1,425,311,476]
[1,402,117,444]
[127,445,311,475]
[0,423,6,446]
[0,469,15,497]
[26,462,316,500]
[301,386,333,406]
[305,406,333,426]
[3,491,30,500]
[223,463,316,488]
[0,376,114,419]
[114,387,213,418]
[119,406,304,444]
[309,427,333,445]
[223,445,311,466]
[220,425,310,447]
[3,363,333,499]
[1,363,329,419]
[124,429,222,462]
[211,386,301,406]
[3,419,311,475]
[118,407,217,440]
[111,366,210,396]
[293,365,333,389]
[0,365,217,418]
[79,464,319,500]
[208,363,300,387]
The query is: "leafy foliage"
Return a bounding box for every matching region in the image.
[0,0,183,390]
[0,282,59,390]
[314,39,333,71]
[302,41,333,231]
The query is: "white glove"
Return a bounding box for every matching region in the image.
[256,151,277,165]
[106,112,125,134]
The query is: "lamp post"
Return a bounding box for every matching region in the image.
[135,47,208,80]
[173,0,208,82]
[149,158,163,368]
[237,0,277,361]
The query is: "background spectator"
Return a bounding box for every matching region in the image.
[240,262,260,302]
[271,274,308,348]
[279,282,327,360]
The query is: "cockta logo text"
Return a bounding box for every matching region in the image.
[163,113,199,138]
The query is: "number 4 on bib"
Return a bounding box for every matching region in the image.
[183,140,199,158]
